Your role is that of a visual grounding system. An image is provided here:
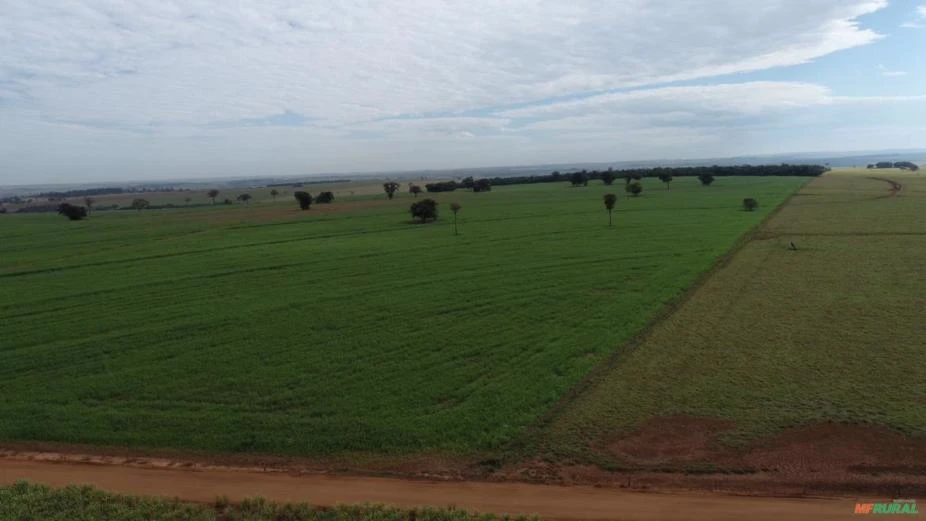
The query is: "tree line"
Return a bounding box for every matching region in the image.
[866,161,919,171]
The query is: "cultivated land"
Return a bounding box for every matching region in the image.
[0,177,804,457]
[528,170,926,492]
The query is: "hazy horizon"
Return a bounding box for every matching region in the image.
[3,1,926,184]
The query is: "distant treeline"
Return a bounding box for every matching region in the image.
[266,179,351,188]
[424,164,828,192]
[867,161,919,171]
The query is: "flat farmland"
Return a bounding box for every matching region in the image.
[0,177,805,457]
[535,171,926,480]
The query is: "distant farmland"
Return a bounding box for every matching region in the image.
[0,176,805,456]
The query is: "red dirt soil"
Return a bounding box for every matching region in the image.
[0,457,873,521]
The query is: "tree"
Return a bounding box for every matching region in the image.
[698,173,715,186]
[658,173,673,191]
[83,197,95,215]
[410,198,438,223]
[410,185,422,198]
[237,193,252,205]
[743,198,758,212]
[315,191,334,204]
[603,194,617,227]
[57,203,87,221]
[208,189,219,204]
[294,191,312,210]
[626,181,643,197]
[130,198,150,211]
[270,189,279,200]
[601,171,616,185]
[383,181,400,199]
[450,202,461,235]
[473,178,492,192]
[460,176,475,189]
[184,197,192,205]
[570,171,588,187]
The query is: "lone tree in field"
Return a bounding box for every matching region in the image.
[57,203,87,221]
[743,198,758,212]
[410,185,422,198]
[410,198,438,223]
[570,171,588,187]
[270,189,279,200]
[208,189,220,204]
[450,202,461,235]
[315,191,334,204]
[698,173,715,186]
[184,197,192,205]
[383,181,400,199]
[658,173,673,191]
[130,198,150,211]
[603,193,617,227]
[294,191,312,210]
[626,181,643,197]
[600,170,617,185]
[83,197,95,215]
[237,193,252,205]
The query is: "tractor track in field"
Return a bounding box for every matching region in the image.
[0,453,868,521]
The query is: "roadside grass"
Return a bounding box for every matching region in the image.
[0,481,537,521]
[0,176,804,456]
[533,171,926,463]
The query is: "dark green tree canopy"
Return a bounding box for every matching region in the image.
[410,198,438,223]
[294,191,312,210]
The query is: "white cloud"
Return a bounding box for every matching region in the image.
[901,5,926,28]
[878,64,908,77]
[0,0,905,182]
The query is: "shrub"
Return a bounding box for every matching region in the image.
[57,203,88,221]
[698,173,715,186]
[383,182,400,199]
[743,198,758,212]
[410,198,438,223]
[130,198,150,211]
[626,181,643,196]
[315,191,334,204]
[294,191,312,210]
[472,179,492,192]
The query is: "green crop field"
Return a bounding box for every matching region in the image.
[0,176,806,456]
[1,482,535,521]
[536,170,926,463]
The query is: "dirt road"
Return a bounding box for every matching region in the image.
[0,457,870,521]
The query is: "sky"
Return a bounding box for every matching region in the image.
[2,1,926,184]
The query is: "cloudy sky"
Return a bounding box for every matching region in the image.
[2,1,925,183]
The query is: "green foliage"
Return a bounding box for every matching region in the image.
[130,198,150,211]
[600,171,616,185]
[315,191,335,204]
[698,173,715,186]
[237,193,252,205]
[0,482,536,521]
[383,182,400,199]
[0,178,804,456]
[658,173,673,190]
[57,203,87,221]
[270,189,279,200]
[410,185,422,198]
[742,198,758,212]
[208,189,220,204]
[410,198,438,223]
[569,171,588,187]
[294,191,313,210]
[626,182,643,196]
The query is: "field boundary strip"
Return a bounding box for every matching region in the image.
[512,177,817,455]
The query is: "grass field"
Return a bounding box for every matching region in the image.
[0,482,534,521]
[0,176,805,456]
[536,170,926,463]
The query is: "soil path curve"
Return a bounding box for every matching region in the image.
[0,458,867,521]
